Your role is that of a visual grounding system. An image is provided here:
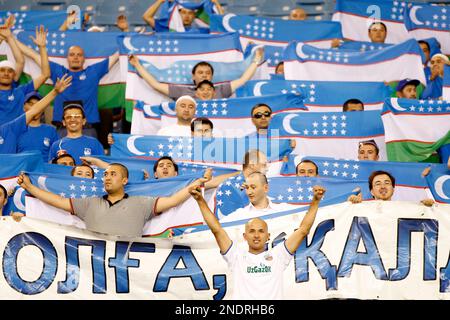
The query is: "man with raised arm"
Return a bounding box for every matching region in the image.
[189,184,326,299]
[16,165,212,237]
[0,25,50,125]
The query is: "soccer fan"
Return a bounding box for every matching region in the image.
[248,104,273,138]
[396,79,420,99]
[289,8,307,20]
[0,184,9,216]
[128,48,264,100]
[17,92,59,162]
[191,117,214,138]
[358,140,379,161]
[332,22,388,48]
[71,164,95,179]
[189,183,325,299]
[0,25,50,125]
[157,95,197,137]
[194,80,216,101]
[48,104,104,164]
[14,164,212,237]
[296,160,319,177]
[422,54,449,100]
[51,153,76,167]
[342,99,364,112]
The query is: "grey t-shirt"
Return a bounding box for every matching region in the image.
[168,82,232,100]
[70,194,158,237]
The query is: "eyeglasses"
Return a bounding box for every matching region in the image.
[253,111,271,119]
[64,114,83,120]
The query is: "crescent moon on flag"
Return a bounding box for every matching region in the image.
[222,14,236,32]
[296,43,309,59]
[282,114,301,134]
[409,6,424,26]
[13,188,26,212]
[143,104,159,118]
[161,102,176,115]
[123,36,139,52]
[38,176,49,191]
[390,98,407,111]
[126,135,146,155]
[434,175,450,200]
[253,81,268,96]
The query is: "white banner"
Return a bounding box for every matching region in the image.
[1,201,449,299]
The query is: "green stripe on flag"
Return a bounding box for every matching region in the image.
[196,9,210,25]
[386,130,450,162]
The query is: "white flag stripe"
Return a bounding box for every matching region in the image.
[332,12,412,44]
[306,103,384,112]
[406,29,450,55]
[282,136,387,161]
[285,55,426,84]
[382,113,450,143]
[239,36,333,50]
[130,107,162,135]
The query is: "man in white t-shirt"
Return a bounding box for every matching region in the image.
[220,172,294,223]
[189,184,325,300]
[157,95,196,137]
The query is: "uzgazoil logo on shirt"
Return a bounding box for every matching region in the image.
[247,263,272,274]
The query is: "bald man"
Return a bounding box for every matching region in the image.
[220,172,295,222]
[157,95,197,137]
[17,40,119,136]
[189,183,325,299]
[289,8,307,20]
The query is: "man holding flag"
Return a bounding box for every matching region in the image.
[422,54,450,99]
[15,164,212,237]
[128,47,264,100]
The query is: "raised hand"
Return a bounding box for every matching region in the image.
[54,74,73,94]
[128,54,140,67]
[312,185,326,202]
[17,172,32,190]
[30,25,48,48]
[189,185,204,201]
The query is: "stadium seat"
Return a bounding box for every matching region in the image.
[226,4,259,16]
[0,0,32,11]
[30,4,66,11]
[67,0,98,13]
[35,0,67,4]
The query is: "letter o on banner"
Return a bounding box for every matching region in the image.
[3,232,58,295]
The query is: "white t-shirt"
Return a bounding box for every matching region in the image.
[222,241,294,300]
[157,124,191,137]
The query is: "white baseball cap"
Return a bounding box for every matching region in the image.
[0,60,16,72]
[431,53,449,63]
[176,95,197,106]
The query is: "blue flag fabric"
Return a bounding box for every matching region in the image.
[425,164,450,203]
[282,156,431,189]
[404,4,449,34]
[270,110,384,138]
[382,98,450,116]
[284,39,423,66]
[334,0,408,23]
[210,14,342,43]
[0,152,43,177]
[444,65,450,97]
[118,32,242,56]
[338,41,391,52]
[0,11,69,31]
[17,30,121,58]
[111,134,293,165]
[236,80,391,110]
[214,174,370,218]
[133,53,252,84]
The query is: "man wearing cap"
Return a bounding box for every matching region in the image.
[17,91,59,162]
[17,33,119,138]
[422,53,450,100]
[48,104,104,164]
[0,75,72,154]
[0,25,50,126]
[128,47,264,100]
[157,95,197,137]
[358,140,379,161]
[396,79,420,99]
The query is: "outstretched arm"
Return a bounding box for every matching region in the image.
[109,52,120,70]
[155,168,212,213]
[31,26,50,90]
[142,0,166,29]
[60,11,79,31]
[285,185,325,253]
[129,54,169,96]
[17,173,72,212]
[211,0,225,15]
[0,16,25,81]
[25,74,72,124]
[230,47,264,93]
[204,171,241,189]
[190,186,232,253]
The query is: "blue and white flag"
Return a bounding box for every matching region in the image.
[131,93,306,136]
[111,133,293,176]
[283,155,433,201]
[154,0,217,32]
[270,111,386,160]
[214,175,370,219]
[0,11,69,31]
[12,30,123,86]
[284,39,426,84]
[120,32,244,105]
[404,4,450,55]
[444,65,450,101]
[236,80,392,111]
[332,0,411,43]
[425,164,450,203]
[210,14,343,49]
[338,41,392,52]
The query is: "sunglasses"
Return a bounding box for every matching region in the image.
[64,114,83,120]
[253,111,272,119]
